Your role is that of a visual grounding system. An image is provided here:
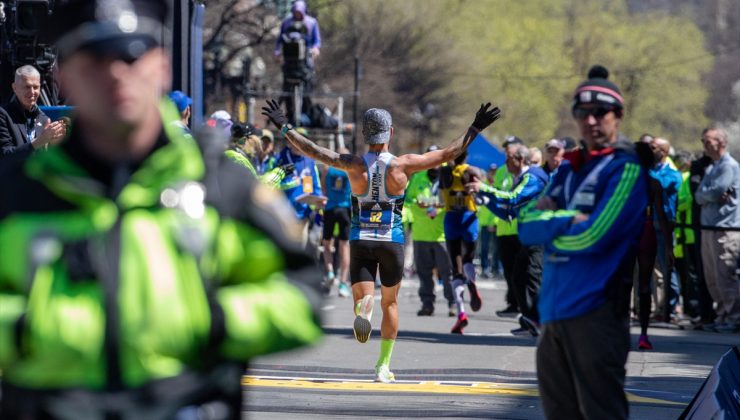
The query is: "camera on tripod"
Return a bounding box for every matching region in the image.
[280,20,311,81]
[0,0,59,105]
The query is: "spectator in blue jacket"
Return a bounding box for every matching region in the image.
[649,137,683,321]
[518,65,649,420]
[467,142,549,336]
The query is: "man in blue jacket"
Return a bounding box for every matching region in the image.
[467,142,549,336]
[518,65,648,420]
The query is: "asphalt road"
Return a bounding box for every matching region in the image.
[243,276,737,419]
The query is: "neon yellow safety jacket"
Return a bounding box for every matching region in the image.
[0,102,323,415]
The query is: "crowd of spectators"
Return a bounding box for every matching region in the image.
[0,1,736,417]
[401,119,739,337]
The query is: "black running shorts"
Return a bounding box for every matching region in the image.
[350,240,404,287]
[322,207,351,241]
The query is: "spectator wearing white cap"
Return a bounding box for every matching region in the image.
[207,109,233,137]
[543,138,566,176]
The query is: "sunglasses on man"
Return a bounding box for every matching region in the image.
[572,106,616,120]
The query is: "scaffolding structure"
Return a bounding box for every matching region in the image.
[245,89,356,152]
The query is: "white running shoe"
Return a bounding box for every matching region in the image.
[353,295,374,343]
[338,282,351,298]
[321,271,336,296]
[374,365,396,383]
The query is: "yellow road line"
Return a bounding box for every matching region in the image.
[243,376,684,406]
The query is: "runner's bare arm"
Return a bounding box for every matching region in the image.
[395,103,501,175]
[395,127,479,174]
[284,129,364,171]
[261,99,364,172]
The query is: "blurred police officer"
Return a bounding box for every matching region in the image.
[0,1,323,418]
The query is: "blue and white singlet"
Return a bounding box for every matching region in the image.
[350,152,405,243]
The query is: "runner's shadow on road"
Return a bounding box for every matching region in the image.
[322,327,537,346]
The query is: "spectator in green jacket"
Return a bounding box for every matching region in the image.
[0,1,323,418]
[226,122,293,188]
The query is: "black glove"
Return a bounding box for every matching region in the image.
[472,102,502,131]
[261,99,288,128]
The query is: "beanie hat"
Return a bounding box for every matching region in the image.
[362,108,392,144]
[572,65,624,110]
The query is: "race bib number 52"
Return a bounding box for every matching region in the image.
[360,202,393,229]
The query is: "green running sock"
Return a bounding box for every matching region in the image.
[354,301,361,316]
[376,338,395,368]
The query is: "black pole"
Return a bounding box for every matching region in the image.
[352,56,361,154]
[663,268,671,322]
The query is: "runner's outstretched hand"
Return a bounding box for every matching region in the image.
[261,99,288,128]
[472,103,502,131]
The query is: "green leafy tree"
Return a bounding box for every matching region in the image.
[206,0,712,155]
[441,0,710,150]
[314,0,466,152]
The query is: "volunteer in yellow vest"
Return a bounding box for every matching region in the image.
[405,147,454,317]
[671,151,700,319]
[223,122,293,187]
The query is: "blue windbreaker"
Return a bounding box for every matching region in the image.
[649,162,682,224]
[478,165,549,221]
[518,140,648,323]
[276,147,323,220]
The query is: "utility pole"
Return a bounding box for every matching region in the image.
[352,56,361,154]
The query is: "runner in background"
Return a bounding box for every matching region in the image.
[321,148,353,297]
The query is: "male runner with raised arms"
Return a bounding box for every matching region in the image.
[262,100,501,382]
